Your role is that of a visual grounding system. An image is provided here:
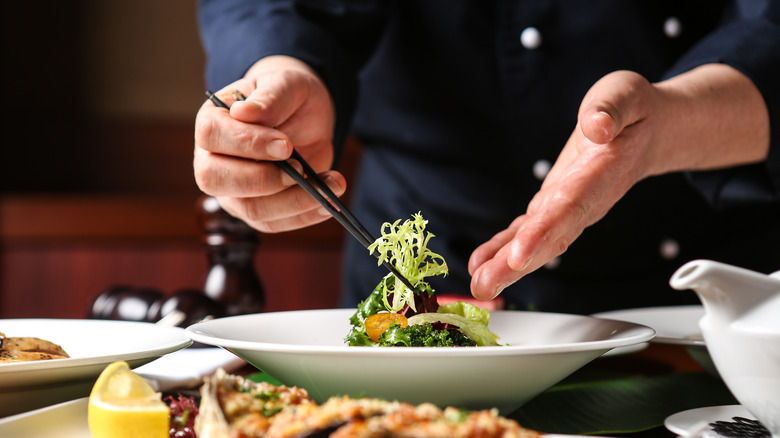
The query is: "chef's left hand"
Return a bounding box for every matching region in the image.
[468,65,770,300]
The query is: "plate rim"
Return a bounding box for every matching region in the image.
[592,305,706,346]
[0,318,191,379]
[186,308,656,356]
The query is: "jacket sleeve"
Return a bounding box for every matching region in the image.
[663,0,780,209]
[198,0,390,154]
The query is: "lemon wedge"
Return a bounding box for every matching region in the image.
[88,360,170,438]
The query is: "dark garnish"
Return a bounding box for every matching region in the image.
[166,394,199,438]
[710,416,771,438]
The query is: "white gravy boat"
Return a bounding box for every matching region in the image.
[670,259,780,437]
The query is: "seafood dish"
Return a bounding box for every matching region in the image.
[0,331,69,364]
[196,369,538,438]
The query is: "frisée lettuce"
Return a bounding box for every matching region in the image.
[367,213,448,313]
[345,213,500,347]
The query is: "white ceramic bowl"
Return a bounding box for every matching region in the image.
[186,309,655,413]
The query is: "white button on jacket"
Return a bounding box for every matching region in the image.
[520,27,542,49]
[664,17,682,38]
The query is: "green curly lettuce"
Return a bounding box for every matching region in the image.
[367,212,448,313]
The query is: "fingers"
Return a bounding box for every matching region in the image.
[470,72,658,300]
[467,219,521,275]
[469,196,586,300]
[468,221,527,300]
[192,56,339,235]
[193,147,299,197]
[216,170,347,233]
[195,96,294,162]
[470,251,514,300]
[231,67,335,155]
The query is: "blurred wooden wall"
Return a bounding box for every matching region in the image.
[0,1,350,319]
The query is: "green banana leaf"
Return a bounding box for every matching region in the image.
[509,372,737,435]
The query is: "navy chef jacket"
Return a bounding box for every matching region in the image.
[199,0,780,314]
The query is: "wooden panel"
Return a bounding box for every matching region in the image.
[0,0,363,320]
[0,194,348,319]
[0,133,362,319]
[0,195,202,244]
[0,243,342,319]
[0,194,346,246]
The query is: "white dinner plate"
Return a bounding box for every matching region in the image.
[0,319,191,416]
[593,305,705,346]
[187,309,655,414]
[665,405,756,437]
[0,398,89,438]
[592,305,719,375]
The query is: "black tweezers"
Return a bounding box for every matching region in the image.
[205,91,419,293]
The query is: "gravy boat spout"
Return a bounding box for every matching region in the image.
[670,259,780,437]
[670,259,780,328]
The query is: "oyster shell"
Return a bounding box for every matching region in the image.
[196,368,313,438]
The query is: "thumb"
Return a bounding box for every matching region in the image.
[230,70,308,128]
[579,71,650,145]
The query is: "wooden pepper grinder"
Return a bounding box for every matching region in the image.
[197,196,265,316]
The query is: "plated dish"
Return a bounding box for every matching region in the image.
[0,396,597,438]
[186,308,655,414]
[0,319,191,416]
[592,305,705,346]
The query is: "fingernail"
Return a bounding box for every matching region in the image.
[487,284,506,300]
[598,110,617,139]
[281,161,302,186]
[324,176,344,195]
[597,110,614,123]
[267,139,289,160]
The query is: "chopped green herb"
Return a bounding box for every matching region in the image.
[262,406,283,417]
[255,389,280,401]
[379,323,477,347]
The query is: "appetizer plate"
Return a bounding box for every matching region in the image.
[0,319,191,417]
[186,309,655,414]
[592,305,717,375]
[592,305,705,346]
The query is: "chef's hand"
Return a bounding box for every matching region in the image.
[194,55,345,233]
[468,65,770,299]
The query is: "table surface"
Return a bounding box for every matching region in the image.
[503,342,733,437]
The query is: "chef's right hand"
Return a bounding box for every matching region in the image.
[194,55,346,233]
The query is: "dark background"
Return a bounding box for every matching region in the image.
[2,0,206,194]
[0,1,348,319]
